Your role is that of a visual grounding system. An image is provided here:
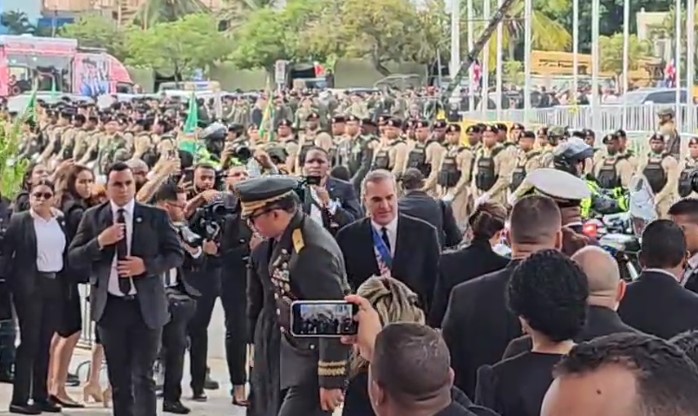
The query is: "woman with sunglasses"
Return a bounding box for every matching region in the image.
[5,180,70,414]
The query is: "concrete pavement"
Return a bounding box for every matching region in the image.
[0,301,248,415]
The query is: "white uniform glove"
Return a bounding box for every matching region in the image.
[442,193,454,203]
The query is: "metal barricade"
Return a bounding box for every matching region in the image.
[77,284,94,349]
[460,103,698,134]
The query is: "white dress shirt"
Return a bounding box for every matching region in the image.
[371,217,398,258]
[308,187,339,227]
[163,247,202,288]
[682,254,698,286]
[31,209,66,273]
[108,199,136,296]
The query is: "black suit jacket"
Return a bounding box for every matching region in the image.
[429,240,509,327]
[502,305,640,359]
[304,177,362,234]
[618,270,698,340]
[68,201,184,329]
[684,269,698,294]
[398,190,462,249]
[336,214,441,310]
[442,261,522,398]
[1,210,72,297]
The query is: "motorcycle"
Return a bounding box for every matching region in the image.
[582,174,656,282]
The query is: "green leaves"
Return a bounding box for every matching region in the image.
[599,33,652,75]
[58,15,129,60]
[124,14,232,79]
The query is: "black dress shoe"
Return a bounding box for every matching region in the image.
[9,404,41,415]
[49,395,84,408]
[203,368,219,390]
[191,391,207,402]
[35,400,62,413]
[163,401,191,414]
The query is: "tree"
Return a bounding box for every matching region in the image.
[133,0,209,29]
[230,0,326,70]
[58,15,128,60]
[124,14,232,80]
[0,11,35,35]
[599,33,651,76]
[219,0,280,32]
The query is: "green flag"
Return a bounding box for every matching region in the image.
[183,93,199,134]
[24,86,38,124]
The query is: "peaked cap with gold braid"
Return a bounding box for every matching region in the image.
[233,176,299,218]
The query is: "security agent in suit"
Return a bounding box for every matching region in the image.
[68,162,184,416]
[618,219,698,340]
[398,168,462,249]
[151,183,202,414]
[442,195,563,398]
[669,199,698,293]
[300,146,362,235]
[336,169,441,312]
[502,246,640,359]
[235,176,351,416]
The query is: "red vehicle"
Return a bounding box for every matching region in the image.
[0,34,133,98]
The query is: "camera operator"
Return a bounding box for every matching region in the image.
[152,183,202,414]
[183,162,226,398]
[216,164,253,405]
[301,147,362,234]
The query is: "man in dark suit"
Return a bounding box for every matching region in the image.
[336,169,441,311]
[398,168,462,249]
[442,195,562,398]
[236,176,350,416]
[618,219,698,340]
[69,162,184,416]
[152,183,202,414]
[301,147,362,235]
[503,246,640,358]
[669,198,698,293]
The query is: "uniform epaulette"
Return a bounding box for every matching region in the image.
[292,228,305,253]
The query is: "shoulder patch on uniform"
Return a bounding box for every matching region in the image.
[292,228,305,252]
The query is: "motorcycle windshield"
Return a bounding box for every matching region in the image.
[628,174,657,237]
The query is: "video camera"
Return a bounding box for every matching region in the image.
[188,195,237,243]
[293,175,322,202]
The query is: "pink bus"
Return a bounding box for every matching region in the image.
[0,34,133,97]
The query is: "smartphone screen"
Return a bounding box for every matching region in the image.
[291,301,358,337]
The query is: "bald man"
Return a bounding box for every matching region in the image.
[502,246,641,358]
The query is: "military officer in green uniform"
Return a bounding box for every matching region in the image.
[237,176,350,416]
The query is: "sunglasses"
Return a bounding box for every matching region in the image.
[32,192,53,200]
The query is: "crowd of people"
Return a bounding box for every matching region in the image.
[0,88,698,416]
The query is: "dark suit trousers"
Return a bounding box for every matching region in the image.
[221,264,248,386]
[99,295,162,416]
[0,318,16,373]
[278,383,331,416]
[187,268,220,392]
[12,275,61,405]
[161,299,195,403]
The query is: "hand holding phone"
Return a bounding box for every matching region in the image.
[291,300,358,338]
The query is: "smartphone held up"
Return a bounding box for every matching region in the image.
[291,300,358,338]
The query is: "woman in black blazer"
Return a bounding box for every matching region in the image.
[47,165,94,408]
[4,179,69,415]
[428,202,510,327]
